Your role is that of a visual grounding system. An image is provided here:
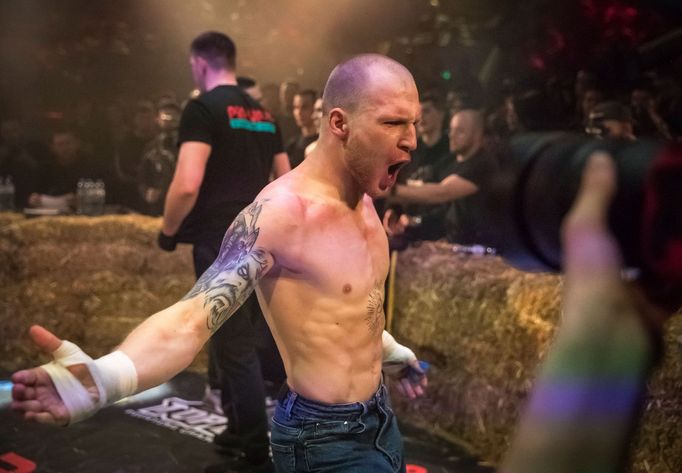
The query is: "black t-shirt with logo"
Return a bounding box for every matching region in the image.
[176,85,283,242]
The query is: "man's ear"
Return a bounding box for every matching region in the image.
[328,108,349,139]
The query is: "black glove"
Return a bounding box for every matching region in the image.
[157,231,177,252]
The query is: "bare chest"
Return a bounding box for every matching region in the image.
[294,204,389,300]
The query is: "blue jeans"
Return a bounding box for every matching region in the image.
[270,384,406,473]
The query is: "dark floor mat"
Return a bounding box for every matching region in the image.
[0,372,494,473]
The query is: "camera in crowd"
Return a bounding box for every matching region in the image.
[489,133,681,306]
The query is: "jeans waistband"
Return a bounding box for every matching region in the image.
[277,383,388,420]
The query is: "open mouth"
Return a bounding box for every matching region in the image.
[388,161,407,177]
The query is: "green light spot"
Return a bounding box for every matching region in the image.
[441,70,452,80]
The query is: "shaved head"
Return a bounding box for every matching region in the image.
[449,108,485,157]
[454,109,485,134]
[321,54,414,116]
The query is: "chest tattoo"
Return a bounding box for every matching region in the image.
[366,281,385,335]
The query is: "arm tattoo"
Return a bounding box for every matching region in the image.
[366,281,385,335]
[183,201,271,333]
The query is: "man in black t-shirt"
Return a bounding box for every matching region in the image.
[157,31,289,473]
[386,109,500,247]
[28,129,100,211]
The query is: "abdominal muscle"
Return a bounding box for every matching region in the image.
[256,281,385,404]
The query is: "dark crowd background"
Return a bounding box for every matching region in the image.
[0,0,681,219]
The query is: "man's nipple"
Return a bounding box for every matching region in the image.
[342,284,352,294]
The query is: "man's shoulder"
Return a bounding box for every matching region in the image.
[256,180,307,221]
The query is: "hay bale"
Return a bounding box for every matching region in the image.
[390,241,681,472]
[0,211,23,229]
[629,316,682,473]
[0,215,200,372]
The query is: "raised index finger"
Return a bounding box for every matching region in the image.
[562,151,622,283]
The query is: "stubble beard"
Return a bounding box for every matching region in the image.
[346,135,378,197]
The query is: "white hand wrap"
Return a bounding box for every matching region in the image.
[40,340,138,424]
[382,331,417,375]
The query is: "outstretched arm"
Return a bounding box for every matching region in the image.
[391,174,478,205]
[12,199,279,425]
[122,199,274,390]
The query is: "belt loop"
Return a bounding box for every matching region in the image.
[284,391,298,420]
[377,384,386,408]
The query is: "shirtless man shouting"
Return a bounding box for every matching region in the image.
[11,54,426,473]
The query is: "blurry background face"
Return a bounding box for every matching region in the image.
[417,100,444,137]
[51,132,79,163]
[292,93,314,128]
[448,113,475,155]
[312,98,324,132]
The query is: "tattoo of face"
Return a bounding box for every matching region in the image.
[366,281,385,335]
[182,201,270,332]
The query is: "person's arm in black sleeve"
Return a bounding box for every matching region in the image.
[159,100,213,251]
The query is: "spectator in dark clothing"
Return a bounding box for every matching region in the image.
[285,89,318,169]
[112,100,158,210]
[137,100,181,216]
[0,118,39,209]
[157,31,289,472]
[630,86,672,140]
[28,129,98,211]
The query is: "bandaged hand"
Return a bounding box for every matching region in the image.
[382,331,427,399]
[11,325,137,425]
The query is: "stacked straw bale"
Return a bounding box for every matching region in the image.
[0,211,24,229]
[390,241,681,472]
[0,214,204,372]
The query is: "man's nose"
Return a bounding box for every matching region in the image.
[400,124,417,152]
